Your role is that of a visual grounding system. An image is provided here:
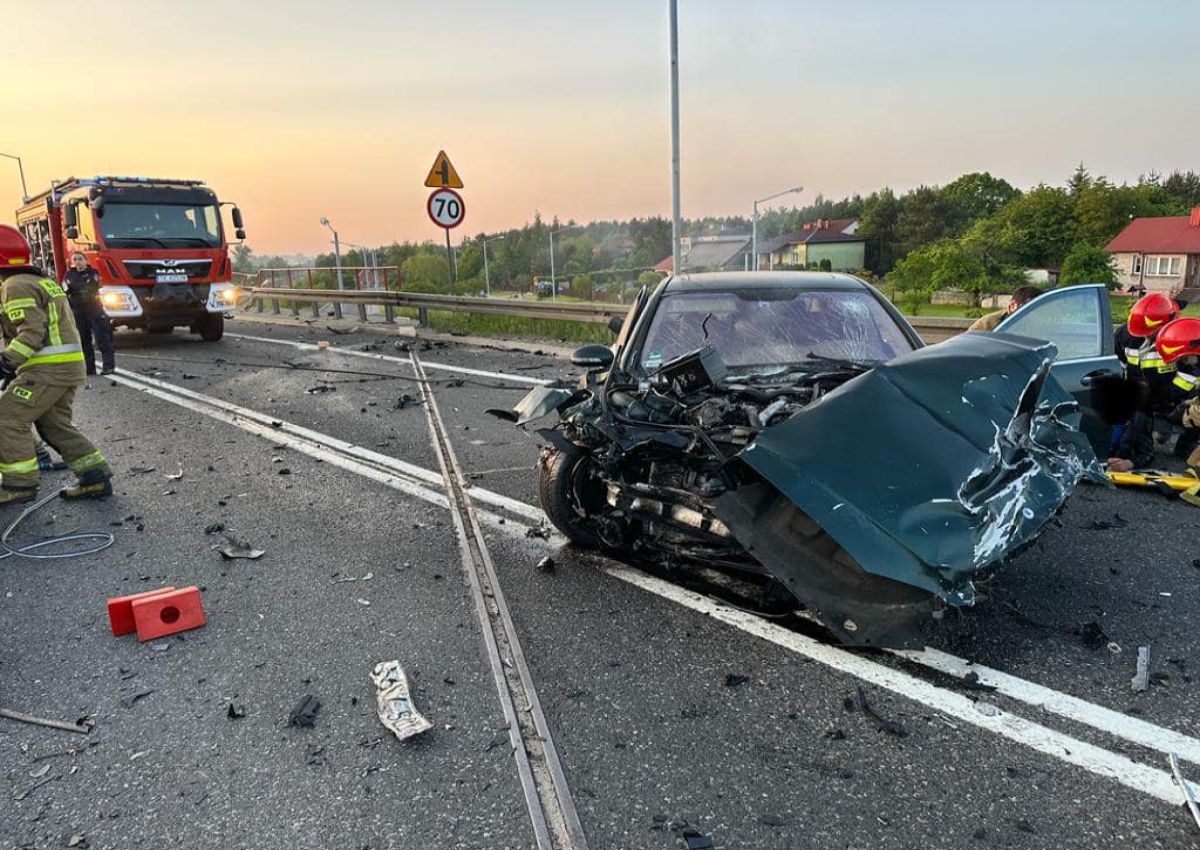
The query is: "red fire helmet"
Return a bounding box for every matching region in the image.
[1155,317,1200,364]
[1127,292,1179,337]
[0,225,32,269]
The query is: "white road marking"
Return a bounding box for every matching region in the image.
[892,646,1200,767]
[225,332,552,386]
[603,563,1191,805]
[109,368,1200,806]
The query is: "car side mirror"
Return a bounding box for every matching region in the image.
[571,344,614,371]
[607,315,623,336]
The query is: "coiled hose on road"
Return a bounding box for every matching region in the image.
[0,487,115,561]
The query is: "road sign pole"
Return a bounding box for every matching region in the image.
[445,229,456,290]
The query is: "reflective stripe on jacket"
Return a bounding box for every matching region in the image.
[0,272,86,385]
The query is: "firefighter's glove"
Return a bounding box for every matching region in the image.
[0,357,16,383]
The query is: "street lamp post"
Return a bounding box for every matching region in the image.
[482,235,505,297]
[549,224,580,300]
[668,0,682,274]
[752,185,803,271]
[320,217,347,320]
[0,152,28,202]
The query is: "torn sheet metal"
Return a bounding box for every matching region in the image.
[371,660,431,742]
[718,333,1103,606]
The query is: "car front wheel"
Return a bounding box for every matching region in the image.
[538,449,609,549]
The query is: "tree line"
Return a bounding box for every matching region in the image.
[232,167,1200,304]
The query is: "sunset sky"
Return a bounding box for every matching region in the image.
[3,0,1197,254]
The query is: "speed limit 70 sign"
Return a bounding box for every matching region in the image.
[427,188,465,229]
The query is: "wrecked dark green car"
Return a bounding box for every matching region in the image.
[508,273,1112,648]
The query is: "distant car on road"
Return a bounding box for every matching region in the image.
[501,272,1115,647]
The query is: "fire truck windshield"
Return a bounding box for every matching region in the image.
[97,203,221,248]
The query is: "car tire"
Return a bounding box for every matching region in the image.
[196,314,224,342]
[538,449,606,549]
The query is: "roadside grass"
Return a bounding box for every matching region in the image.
[394,307,613,344]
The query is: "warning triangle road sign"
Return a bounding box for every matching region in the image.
[424,151,463,188]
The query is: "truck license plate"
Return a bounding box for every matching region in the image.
[155,272,188,283]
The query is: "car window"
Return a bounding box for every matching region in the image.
[999,288,1103,360]
[637,288,915,372]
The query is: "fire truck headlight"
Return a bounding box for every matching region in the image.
[218,286,239,303]
[97,286,141,316]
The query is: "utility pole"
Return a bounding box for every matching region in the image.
[668,0,682,275]
[751,186,803,270]
[482,235,505,297]
[0,152,28,202]
[549,225,580,300]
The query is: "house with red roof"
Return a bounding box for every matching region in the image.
[1105,207,1200,294]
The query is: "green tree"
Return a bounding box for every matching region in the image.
[231,243,255,273]
[1058,242,1118,288]
[858,188,902,274]
[941,172,1018,226]
[401,252,450,292]
[896,186,957,255]
[964,185,1074,268]
[1163,170,1200,208]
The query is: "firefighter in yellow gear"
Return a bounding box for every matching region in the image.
[0,225,112,505]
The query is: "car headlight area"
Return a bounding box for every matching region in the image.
[98,286,143,317]
[206,283,240,312]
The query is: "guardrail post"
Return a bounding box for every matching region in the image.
[287,269,298,318]
[417,306,428,327]
[382,268,394,323]
[270,270,280,315]
[307,269,319,318]
[356,273,368,324]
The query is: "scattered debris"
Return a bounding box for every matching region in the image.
[1089,513,1129,531]
[0,707,92,735]
[959,671,997,692]
[679,831,715,850]
[1132,645,1152,693]
[317,341,330,350]
[326,325,357,335]
[535,556,556,573]
[1079,621,1110,650]
[758,814,790,827]
[67,834,87,848]
[127,466,156,475]
[724,673,751,688]
[119,690,154,709]
[305,384,337,394]
[525,525,551,540]
[277,468,292,476]
[166,467,184,481]
[29,764,50,779]
[226,704,247,720]
[855,686,908,736]
[149,641,171,653]
[204,522,225,534]
[356,598,371,606]
[1014,819,1037,834]
[394,393,423,410]
[11,772,59,801]
[371,660,432,741]
[288,694,321,728]
[216,534,265,560]
[973,701,1002,717]
[1169,752,1200,831]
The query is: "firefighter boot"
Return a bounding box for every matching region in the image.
[60,468,112,501]
[0,486,38,507]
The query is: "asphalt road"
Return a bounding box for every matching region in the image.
[2,316,1199,850]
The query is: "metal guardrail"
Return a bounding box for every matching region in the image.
[247,285,627,326]
[245,281,973,341]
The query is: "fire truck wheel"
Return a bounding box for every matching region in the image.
[196,314,224,342]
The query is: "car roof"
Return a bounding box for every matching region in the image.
[663,271,871,293]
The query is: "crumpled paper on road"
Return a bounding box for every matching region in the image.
[371,660,431,741]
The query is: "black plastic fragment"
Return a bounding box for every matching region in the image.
[680,832,715,850]
[855,685,907,737]
[1079,621,1109,650]
[288,694,321,728]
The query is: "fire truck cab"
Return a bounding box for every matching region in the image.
[16,176,245,341]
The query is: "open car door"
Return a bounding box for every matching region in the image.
[995,283,1122,457]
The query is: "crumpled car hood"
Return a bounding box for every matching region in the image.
[719,332,1104,606]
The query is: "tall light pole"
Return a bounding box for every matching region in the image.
[752,185,803,271]
[319,217,345,290]
[0,152,28,202]
[668,0,682,275]
[482,235,505,297]
[549,224,580,299]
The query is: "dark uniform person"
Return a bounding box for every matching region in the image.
[0,225,113,505]
[63,250,115,375]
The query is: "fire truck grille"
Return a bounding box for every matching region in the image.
[122,259,213,281]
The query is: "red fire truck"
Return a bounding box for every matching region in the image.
[15,175,245,341]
